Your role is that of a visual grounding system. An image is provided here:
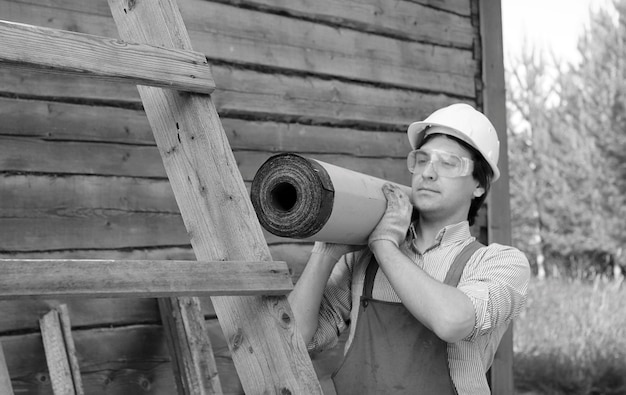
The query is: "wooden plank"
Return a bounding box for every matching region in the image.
[0,242,311,332]
[0,174,179,213]
[0,0,121,38]
[0,136,166,178]
[0,214,189,251]
[57,305,85,395]
[0,199,311,254]
[0,136,412,182]
[417,0,472,15]
[0,298,160,333]
[1,322,246,394]
[0,0,477,94]
[179,2,477,95]
[0,97,410,156]
[0,66,465,128]
[0,214,309,259]
[3,0,473,44]
[479,0,514,393]
[4,325,178,395]
[210,66,466,128]
[0,97,155,144]
[0,20,215,94]
[39,309,76,395]
[198,0,473,47]
[0,342,14,395]
[0,259,293,299]
[158,298,222,394]
[107,1,321,393]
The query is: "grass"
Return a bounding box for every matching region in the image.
[513,277,626,395]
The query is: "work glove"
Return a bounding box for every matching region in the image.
[368,183,412,248]
[311,241,362,262]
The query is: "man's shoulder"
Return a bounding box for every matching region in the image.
[473,242,530,267]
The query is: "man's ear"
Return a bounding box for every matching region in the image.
[473,186,485,198]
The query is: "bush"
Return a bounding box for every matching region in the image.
[514,277,626,394]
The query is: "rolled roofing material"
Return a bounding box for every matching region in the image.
[250,153,411,245]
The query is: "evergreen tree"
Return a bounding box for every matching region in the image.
[506,1,625,277]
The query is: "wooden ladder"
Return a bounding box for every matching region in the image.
[0,0,322,393]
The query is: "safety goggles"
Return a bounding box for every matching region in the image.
[407,149,474,178]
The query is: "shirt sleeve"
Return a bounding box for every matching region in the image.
[457,244,531,341]
[307,252,355,352]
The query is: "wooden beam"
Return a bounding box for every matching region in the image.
[0,259,292,299]
[0,20,214,94]
[0,342,14,395]
[159,297,223,394]
[479,0,515,393]
[40,309,78,395]
[107,0,322,393]
[56,305,84,395]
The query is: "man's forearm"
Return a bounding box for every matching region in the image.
[288,252,337,344]
[370,240,475,342]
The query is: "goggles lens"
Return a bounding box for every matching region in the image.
[407,149,474,178]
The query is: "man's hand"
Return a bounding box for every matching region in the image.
[368,183,413,248]
[311,241,363,262]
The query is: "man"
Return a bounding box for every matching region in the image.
[288,103,530,394]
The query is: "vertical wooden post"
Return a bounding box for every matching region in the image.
[107,1,322,394]
[0,342,14,395]
[158,298,223,394]
[479,0,515,393]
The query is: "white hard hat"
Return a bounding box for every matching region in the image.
[407,103,500,181]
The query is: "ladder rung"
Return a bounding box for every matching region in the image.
[0,20,215,94]
[0,259,293,299]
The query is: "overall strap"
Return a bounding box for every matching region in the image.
[363,253,379,299]
[443,240,484,287]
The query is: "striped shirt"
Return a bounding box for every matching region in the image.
[309,221,530,395]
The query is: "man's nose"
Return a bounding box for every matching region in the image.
[421,161,437,179]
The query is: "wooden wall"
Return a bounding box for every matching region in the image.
[0,0,489,393]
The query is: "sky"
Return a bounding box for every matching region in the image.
[501,0,614,64]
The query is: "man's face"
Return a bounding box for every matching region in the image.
[410,135,483,222]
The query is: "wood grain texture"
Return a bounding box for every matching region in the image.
[4,325,177,395]
[201,0,473,46]
[57,305,85,395]
[180,2,477,95]
[0,0,496,391]
[0,66,466,128]
[1,322,247,394]
[0,184,312,255]
[0,97,410,156]
[107,0,321,393]
[0,242,312,332]
[0,259,293,298]
[479,0,514,392]
[0,0,477,95]
[159,297,223,394]
[0,20,215,94]
[0,342,14,395]
[2,0,473,42]
[39,309,76,395]
[0,136,411,182]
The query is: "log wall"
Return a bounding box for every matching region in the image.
[0,0,489,393]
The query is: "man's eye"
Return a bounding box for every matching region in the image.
[440,158,460,168]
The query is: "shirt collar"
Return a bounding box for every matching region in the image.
[436,221,472,246]
[409,220,472,250]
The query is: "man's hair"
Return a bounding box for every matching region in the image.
[419,133,494,226]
